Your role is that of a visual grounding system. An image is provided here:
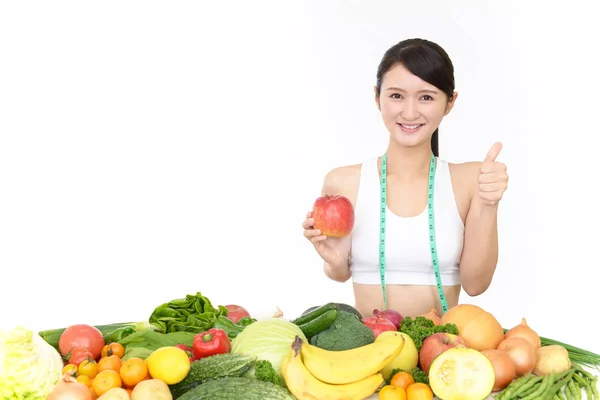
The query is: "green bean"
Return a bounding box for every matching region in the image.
[497,374,536,399]
[591,376,599,400]
[522,373,552,400]
[568,379,581,400]
[556,387,566,400]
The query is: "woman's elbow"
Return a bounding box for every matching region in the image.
[461,280,491,297]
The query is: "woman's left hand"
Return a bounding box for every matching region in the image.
[478,142,509,206]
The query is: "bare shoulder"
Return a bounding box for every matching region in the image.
[322,163,363,205]
[447,161,481,222]
[448,161,481,182]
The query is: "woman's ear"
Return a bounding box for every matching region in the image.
[374,86,381,111]
[444,91,458,115]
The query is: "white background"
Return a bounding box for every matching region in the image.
[1,0,598,358]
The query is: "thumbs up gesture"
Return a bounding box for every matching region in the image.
[478,142,509,206]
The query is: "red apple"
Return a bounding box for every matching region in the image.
[419,332,466,374]
[312,195,355,238]
[362,316,397,338]
[224,304,251,323]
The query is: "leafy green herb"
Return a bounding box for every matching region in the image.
[387,367,429,385]
[149,292,228,333]
[398,316,458,351]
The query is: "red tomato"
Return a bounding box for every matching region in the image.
[59,324,105,360]
[69,346,94,365]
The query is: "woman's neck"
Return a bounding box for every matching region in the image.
[383,141,433,181]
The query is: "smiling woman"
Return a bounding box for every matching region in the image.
[301,38,509,320]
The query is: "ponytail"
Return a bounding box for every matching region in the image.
[431,128,439,157]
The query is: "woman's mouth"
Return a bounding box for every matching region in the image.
[397,123,424,133]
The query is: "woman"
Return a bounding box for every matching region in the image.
[302,38,509,319]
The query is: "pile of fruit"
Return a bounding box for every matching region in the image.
[1,291,599,400]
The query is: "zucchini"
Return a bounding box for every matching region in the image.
[175,377,295,400]
[297,309,338,338]
[293,302,337,326]
[169,353,256,398]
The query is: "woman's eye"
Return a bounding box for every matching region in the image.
[421,95,434,101]
[390,93,402,99]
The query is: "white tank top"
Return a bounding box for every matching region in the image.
[350,157,464,286]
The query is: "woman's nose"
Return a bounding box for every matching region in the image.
[401,99,420,120]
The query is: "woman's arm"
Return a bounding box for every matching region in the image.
[318,165,359,283]
[458,143,508,296]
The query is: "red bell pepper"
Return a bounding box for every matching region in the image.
[175,344,195,362]
[192,328,231,360]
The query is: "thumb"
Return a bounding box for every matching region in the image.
[484,142,503,162]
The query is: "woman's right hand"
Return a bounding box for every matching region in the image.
[302,211,351,267]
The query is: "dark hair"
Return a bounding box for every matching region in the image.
[375,38,455,157]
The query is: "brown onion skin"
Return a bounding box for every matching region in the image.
[497,337,536,376]
[481,348,517,391]
[417,308,441,325]
[504,318,541,351]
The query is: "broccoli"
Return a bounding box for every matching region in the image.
[254,359,286,387]
[398,316,459,351]
[309,310,375,351]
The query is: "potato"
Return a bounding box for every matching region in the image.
[131,379,173,400]
[98,387,130,400]
[533,344,572,376]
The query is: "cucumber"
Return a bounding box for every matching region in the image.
[169,353,256,398]
[297,309,338,338]
[334,303,363,320]
[176,377,295,400]
[293,302,337,326]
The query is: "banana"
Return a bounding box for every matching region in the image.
[300,331,405,384]
[281,336,385,400]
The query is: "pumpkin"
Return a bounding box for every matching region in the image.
[440,304,504,351]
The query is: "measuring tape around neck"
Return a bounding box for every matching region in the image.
[379,152,449,313]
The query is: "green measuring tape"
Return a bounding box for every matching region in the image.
[379,152,449,313]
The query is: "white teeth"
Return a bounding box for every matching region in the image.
[401,124,421,129]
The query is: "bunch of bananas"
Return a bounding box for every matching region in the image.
[281,333,406,400]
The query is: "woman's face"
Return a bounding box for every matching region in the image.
[376,64,456,149]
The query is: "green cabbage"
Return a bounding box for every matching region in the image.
[0,326,64,399]
[230,318,306,376]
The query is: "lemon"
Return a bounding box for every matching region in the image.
[145,346,191,385]
[376,331,419,380]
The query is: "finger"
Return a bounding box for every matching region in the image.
[479,181,508,193]
[480,161,507,174]
[483,142,503,162]
[303,228,322,238]
[478,192,501,204]
[478,183,499,192]
[478,171,508,184]
[310,235,327,244]
[302,218,315,229]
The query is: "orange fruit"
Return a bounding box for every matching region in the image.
[97,355,122,373]
[120,357,148,387]
[406,382,434,400]
[378,385,407,400]
[390,371,415,390]
[91,370,122,396]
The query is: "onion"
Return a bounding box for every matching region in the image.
[504,318,541,351]
[46,374,94,400]
[417,308,441,325]
[497,337,536,376]
[481,348,517,391]
[372,309,403,329]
